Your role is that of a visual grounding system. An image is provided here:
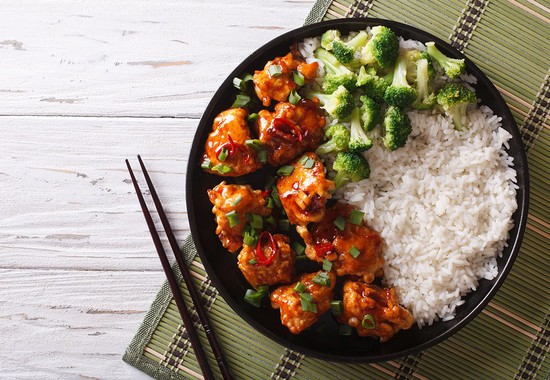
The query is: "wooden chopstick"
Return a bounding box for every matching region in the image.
[126,157,232,380]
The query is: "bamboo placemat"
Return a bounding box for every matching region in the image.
[124,1,550,378]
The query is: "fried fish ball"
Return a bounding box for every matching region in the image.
[255,99,325,167]
[203,108,262,177]
[270,270,336,334]
[338,280,414,342]
[296,202,384,283]
[207,182,270,253]
[237,233,295,289]
[253,52,319,107]
[276,152,335,226]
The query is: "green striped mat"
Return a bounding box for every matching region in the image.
[124,0,550,378]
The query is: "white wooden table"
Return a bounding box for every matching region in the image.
[0,2,313,378]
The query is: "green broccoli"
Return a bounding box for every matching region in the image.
[360,26,399,68]
[412,57,437,110]
[356,66,388,102]
[314,48,357,93]
[349,106,373,152]
[420,51,436,79]
[321,29,341,50]
[359,95,381,131]
[382,106,412,150]
[331,31,369,64]
[309,85,355,120]
[425,42,465,79]
[383,54,418,107]
[436,83,477,130]
[401,49,422,83]
[332,151,371,188]
[315,124,350,155]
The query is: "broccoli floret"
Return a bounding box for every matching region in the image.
[349,106,373,152]
[321,29,341,50]
[331,31,369,64]
[309,85,355,120]
[356,66,388,102]
[402,49,422,83]
[359,95,381,131]
[315,124,350,155]
[360,26,399,68]
[383,54,417,107]
[436,83,477,130]
[425,42,465,79]
[332,151,371,188]
[420,51,436,79]
[382,106,412,150]
[314,48,357,93]
[412,58,437,110]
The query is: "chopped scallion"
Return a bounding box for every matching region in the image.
[322,259,333,272]
[278,218,290,232]
[293,282,306,293]
[349,209,365,225]
[302,157,315,169]
[232,73,253,91]
[268,64,283,77]
[217,147,229,162]
[257,149,267,164]
[232,195,242,206]
[331,300,343,316]
[211,163,232,174]
[288,90,301,105]
[291,242,305,256]
[292,71,305,86]
[333,216,346,231]
[232,94,251,108]
[298,292,314,303]
[248,258,257,265]
[312,272,331,287]
[264,215,276,227]
[265,197,274,209]
[271,186,283,208]
[300,298,318,313]
[247,213,263,229]
[201,158,212,170]
[349,246,360,258]
[226,210,239,228]
[244,287,268,308]
[361,314,376,329]
[245,139,264,151]
[277,165,294,176]
[247,113,259,123]
[243,232,257,246]
[298,155,310,165]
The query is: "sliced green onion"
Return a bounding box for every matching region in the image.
[295,254,307,260]
[271,186,283,208]
[292,71,305,86]
[201,158,212,170]
[247,213,263,229]
[248,258,257,265]
[232,94,251,108]
[302,157,315,169]
[257,149,267,164]
[289,90,301,105]
[293,282,306,293]
[277,165,294,176]
[244,287,267,308]
[322,259,333,271]
[226,210,239,228]
[257,285,269,293]
[233,73,253,91]
[265,197,274,209]
[299,292,314,303]
[312,272,331,287]
[232,195,242,206]
[268,64,283,77]
[338,324,353,336]
[211,164,232,174]
[217,147,229,162]
[278,218,290,232]
[333,216,346,231]
[331,300,343,316]
[245,139,264,151]
[349,209,364,225]
[291,242,305,256]
[298,155,309,165]
[264,215,276,227]
[300,298,317,313]
[349,246,360,258]
[361,314,376,329]
[247,113,259,123]
[243,232,257,246]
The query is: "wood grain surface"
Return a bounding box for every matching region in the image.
[0,1,313,378]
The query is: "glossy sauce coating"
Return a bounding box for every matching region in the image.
[237,234,295,289]
[276,152,335,226]
[207,182,271,253]
[297,202,384,283]
[203,108,262,177]
[338,280,414,341]
[255,99,325,167]
[253,52,319,107]
[270,270,336,334]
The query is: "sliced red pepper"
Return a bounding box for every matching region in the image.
[255,231,277,266]
[215,135,250,163]
[314,242,333,258]
[260,189,271,198]
[271,117,303,142]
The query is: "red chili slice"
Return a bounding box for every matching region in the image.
[314,242,333,258]
[255,231,277,266]
[271,117,303,142]
[215,135,250,163]
[260,189,271,198]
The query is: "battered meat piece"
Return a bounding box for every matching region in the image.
[253,52,319,107]
[203,108,263,177]
[338,280,414,341]
[270,270,336,334]
[296,202,384,283]
[238,233,295,289]
[276,153,335,226]
[207,182,271,253]
[255,99,325,166]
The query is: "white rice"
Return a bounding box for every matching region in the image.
[298,32,518,327]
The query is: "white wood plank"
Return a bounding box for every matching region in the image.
[0,0,313,117]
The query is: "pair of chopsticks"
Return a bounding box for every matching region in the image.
[126,155,232,380]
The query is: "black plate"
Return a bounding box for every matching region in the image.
[186,18,529,362]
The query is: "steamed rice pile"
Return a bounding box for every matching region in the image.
[299,34,518,327]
